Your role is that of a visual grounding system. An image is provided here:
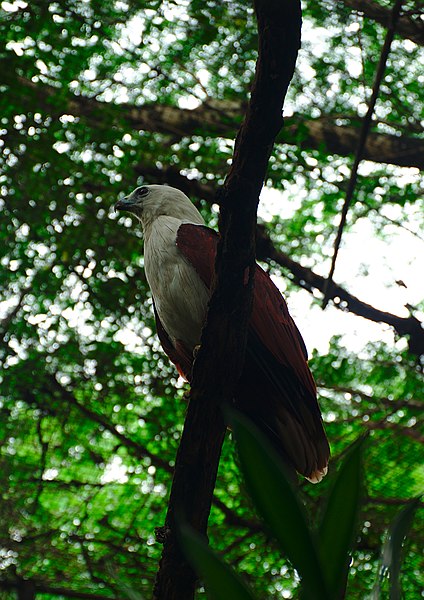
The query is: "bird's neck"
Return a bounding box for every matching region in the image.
[142,215,181,246]
[142,213,205,243]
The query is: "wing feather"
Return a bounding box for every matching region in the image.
[176,224,311,382]
[153,301,193,381]
[176,223,330,481]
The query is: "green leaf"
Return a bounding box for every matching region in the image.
[372,496,421,600]
[226,407,329,600]
[318,435,366,598]
[106,564,147,600]
[179,521,258,600]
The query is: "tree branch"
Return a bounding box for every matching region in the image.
[20,373,262,535]
[261,236,424,356]
[323,0,405,306]
[365,496,424,507]
[45,376,172,473]
[341,0,424,46]
[0,580,123,600]
[153,1,302,598]
[12,75,424,169]
[317,382,422,411]
[365,418,424,444]
[283,117,424,169]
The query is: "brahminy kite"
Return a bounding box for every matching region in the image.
[115,184,330,482]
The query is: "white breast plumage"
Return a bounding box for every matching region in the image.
[143,216,210,351]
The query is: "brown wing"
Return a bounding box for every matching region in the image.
[153,301,193,381]
[176,223,330,481]
[176,223,311,383]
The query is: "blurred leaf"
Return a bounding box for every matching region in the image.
[179,521,258,600]
[226,407,329,600]
[106,564,147,600]
[318,435,366,598]
[372,496,421,600]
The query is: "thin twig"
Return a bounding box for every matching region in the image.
[323,0,405,307]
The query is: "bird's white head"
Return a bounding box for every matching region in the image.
[115,184,204,230]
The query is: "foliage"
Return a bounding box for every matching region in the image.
[372,496,421,600]
[224,411,363,599]
[181,413,419,599]
[0,0,423,598]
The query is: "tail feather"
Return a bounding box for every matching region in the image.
[236,331,330,482]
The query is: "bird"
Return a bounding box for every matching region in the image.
[115,184,330,483]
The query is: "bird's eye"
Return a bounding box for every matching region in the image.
[137,186,149,197]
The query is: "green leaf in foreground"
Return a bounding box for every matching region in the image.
[106,564,146,600]
[318,436,366,598]
[178,521,258,600]
[226,407,329,600]
[372,496,421,600]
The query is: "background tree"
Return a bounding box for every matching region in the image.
[0,1,423,599]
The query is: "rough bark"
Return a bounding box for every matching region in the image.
[13,75,424,170]
[284,117,424,169]
[153,1,302,598]
[341,0,424,46]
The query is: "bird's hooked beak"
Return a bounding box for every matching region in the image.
[114,194,139,213]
